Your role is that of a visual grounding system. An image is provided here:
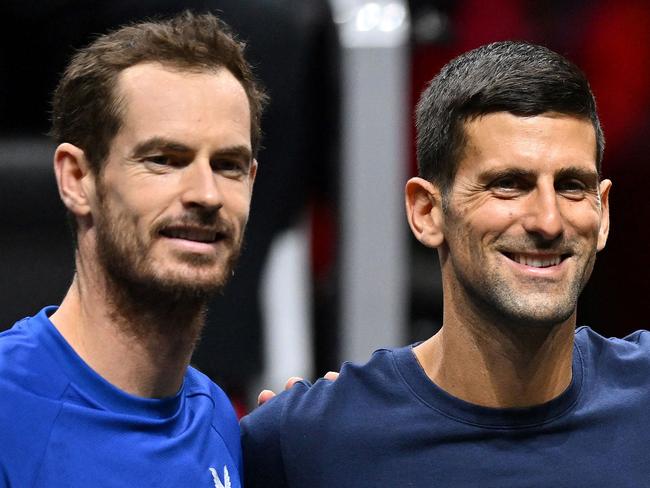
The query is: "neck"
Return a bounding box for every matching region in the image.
[415,302,576,408]
[51,254,206,399]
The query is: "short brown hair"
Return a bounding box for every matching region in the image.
[50,10,267,171]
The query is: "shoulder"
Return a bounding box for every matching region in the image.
[0,308,62,390]
[575,326,650,356]
[185,366,242,467]
[575,326,650,382]
[0,312,67,483]
[185,366,240,434]
[0,315,34,356]
[0,308,68,396]
[240,347,403,484]
[243,346,400,432]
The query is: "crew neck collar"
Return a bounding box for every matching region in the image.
[392,341,584,429]
[33,306,185,420]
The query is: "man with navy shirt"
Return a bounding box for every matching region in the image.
[0,12,265,487]
[242,42,650,486]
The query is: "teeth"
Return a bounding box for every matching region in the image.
[511,254,561,268]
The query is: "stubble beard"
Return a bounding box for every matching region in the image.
[93,188,242,340]
[452,246,597,330]
[449,222,596,329]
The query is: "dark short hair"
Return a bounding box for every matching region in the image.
[415,41,604,194]
[50,10,268,171]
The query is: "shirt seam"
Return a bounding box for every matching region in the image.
[210,423,240,478]
[29,390,67,488]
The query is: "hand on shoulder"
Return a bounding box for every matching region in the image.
[256,371,339,406]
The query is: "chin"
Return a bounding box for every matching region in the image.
[137,276,225,303]
[503,302,576,329]
[153,266,230,296]
[106,260,231,305]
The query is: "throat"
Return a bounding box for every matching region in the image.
[57,269,207,398]
[414,322,575,408]
[97,254,208,349]
[105,286,207,367]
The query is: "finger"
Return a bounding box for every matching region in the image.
[257,389,276,406]
[285,376,303,390]
[323,371,340,381]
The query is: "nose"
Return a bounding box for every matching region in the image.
[522,183,564,241]
[179,159,223,210]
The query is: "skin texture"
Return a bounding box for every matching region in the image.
[406,112,611,408]
[96,63,255,301]
[51,63,256,398]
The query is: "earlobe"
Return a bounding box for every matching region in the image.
[53,143,95,217]
[596,178,612,252]
[405,177,445,248]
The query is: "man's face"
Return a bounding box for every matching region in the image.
[440,112,610,327]
[90,62,255,300]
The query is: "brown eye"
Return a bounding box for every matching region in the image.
[146,155,188,167]
[493,177,518,190]
[556,179,589,200]
[556,179,586,192]
[146,155,172,165]
[212,159,247,177]
[489,176,527,196]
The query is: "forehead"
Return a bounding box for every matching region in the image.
[114,62,251,144]
[458,112,598,176]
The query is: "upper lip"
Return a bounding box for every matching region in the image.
[159,226,226,243]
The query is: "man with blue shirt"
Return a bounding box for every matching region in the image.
[242,41,650,486]
[0,12,265,487]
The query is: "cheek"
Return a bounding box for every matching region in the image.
[575,217,602,241]
[108,188,168,239]
[460,202,518,239]
[561,203,602,238]
[223,183,253,219]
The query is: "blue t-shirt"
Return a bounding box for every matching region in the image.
[242,327,650,487]
[0,307,241,488]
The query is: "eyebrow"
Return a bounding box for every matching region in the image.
[555,166,600,188]
[477,167,533,182]
[130,137,252,163]
[213,145,253,164]
[478,166,599,184]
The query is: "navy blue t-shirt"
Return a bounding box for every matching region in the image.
[0,307,242,487]
[242,327,650,487]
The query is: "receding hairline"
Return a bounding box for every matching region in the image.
[105,61,252,156]
[114,60,250,98]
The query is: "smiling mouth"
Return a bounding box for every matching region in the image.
[159,226,227,244]
[503,253,569,268]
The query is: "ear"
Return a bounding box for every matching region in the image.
[405,177,445,248]
[596,178,611,252]
[249,158,258,189]
[53,143,96,218]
